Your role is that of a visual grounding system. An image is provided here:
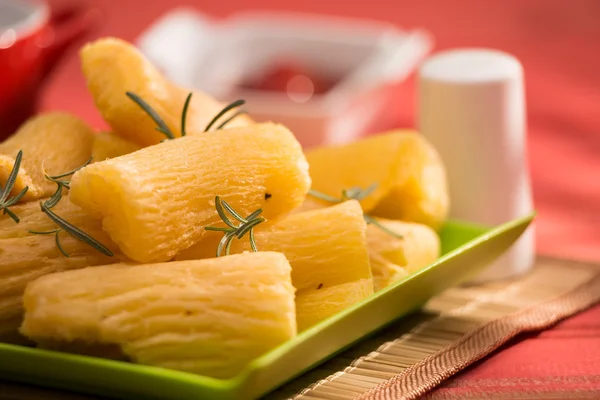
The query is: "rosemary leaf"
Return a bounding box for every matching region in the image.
[357,183,378,199]
[216,232,234,258]
[55,230,70,258]
[364,215,404,239]
[2,187,28,208]
[45,185,63,209]
[49,156,93,179]
[342,183,378,201]
[28,228,61,235]
[43,176,70,189]
[40,202,114,257]
[215,197,236,228]
[220,199,246,223]
[3,208,19,223]
[307,189,342,203]
[341,187,355,200]
[0,150,23,204]
[0,150,29,224]
[249,230,258,252]
[0,149,28,222]
[216,111,246,130]
[204,100,245,132]
[245,208,263,221]
[236,217,265,239]
[204,226,231,232]
[126,92,175,139]
[156,127,172,137]
[225,233,235,255]
[181,92,193,137]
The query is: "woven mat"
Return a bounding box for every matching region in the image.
[265,256,600,400]
[1,257,599,400]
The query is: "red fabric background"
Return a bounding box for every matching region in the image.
[41,0,600,397]
[426,305,600,399]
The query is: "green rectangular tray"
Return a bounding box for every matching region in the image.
[0,213,534,400]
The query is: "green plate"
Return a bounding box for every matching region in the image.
[0,213,534,400]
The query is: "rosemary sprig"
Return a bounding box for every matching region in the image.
[29,158,114,257]
[126,92,175,139]
[205,196,266,257]
[363,215,405,239]
[0,150,29,223]
[204,99,246,132]
[28,228,69,257]
[36,201,113,257]
[126,91,246,140]
[43,156,92,191]
[216,110,247,130]
[308,184,403,239]
[180,92,193,137]
[308,183,378,204]
[44,184,63,209]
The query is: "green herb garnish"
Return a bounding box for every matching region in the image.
[180,92,193,137]
[126,92,175,139]
[29,158,114,258]
[126,92,246,140]
[0,150,29,223]
[308,184,403,239]
[28,228,69,257]
[216,110,246,130]
[204,99,246,132]
[33,201,114,257]
[362,215,405,239]
[205,196,266,257]
[43,156,92,191]
[39,156,93,208]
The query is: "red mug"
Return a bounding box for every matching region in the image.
[0,0,99,139]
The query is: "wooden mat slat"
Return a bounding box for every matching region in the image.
[265,257,600,400]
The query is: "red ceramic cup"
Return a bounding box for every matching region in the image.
[0,0,99,139]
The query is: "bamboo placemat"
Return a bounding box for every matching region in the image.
[0,256,599,400]
[265,256,600,400]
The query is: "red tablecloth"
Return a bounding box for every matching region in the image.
[426,305,600,399]
[42,0,600,397]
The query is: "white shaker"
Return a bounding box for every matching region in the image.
[418,48,535,282]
